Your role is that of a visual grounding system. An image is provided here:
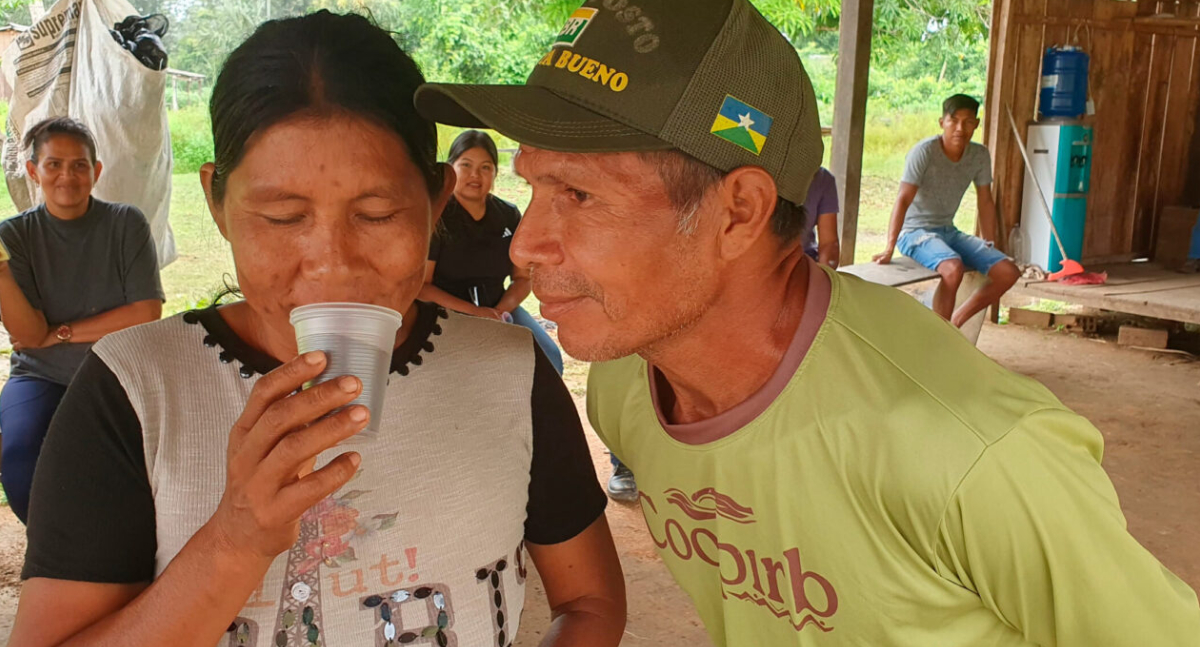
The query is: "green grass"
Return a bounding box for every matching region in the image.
[1017,299,1075,314]
[169,105,216,175]
[158,172,237,314]
[997,299,1083,328]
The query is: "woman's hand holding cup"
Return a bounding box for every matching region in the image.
[204,351,365,563]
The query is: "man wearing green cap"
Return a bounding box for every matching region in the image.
[416,1,1200,644]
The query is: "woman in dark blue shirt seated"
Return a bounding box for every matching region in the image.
[0,117,163,523]
[421,130,564,373]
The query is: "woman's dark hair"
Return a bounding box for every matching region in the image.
[23,116,98,163]
[446,129,499,167]
[208,11,442,202]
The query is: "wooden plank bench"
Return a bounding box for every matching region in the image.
[1014,262,1200,326]
[838,256,939,287]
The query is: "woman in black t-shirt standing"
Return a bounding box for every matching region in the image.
[421,130,564,373]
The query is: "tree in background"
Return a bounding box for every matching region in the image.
[132,0,316,80]
[313,0,577,85]
[870,0,990,107]
[755,0,991,112]
[0,0,34,23]
[116,0,577,83]
[2,0,991,113]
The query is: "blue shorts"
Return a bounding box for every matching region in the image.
[897,226,1010,275]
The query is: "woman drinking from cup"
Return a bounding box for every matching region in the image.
[421,130,565,373]
[9,12,624,647]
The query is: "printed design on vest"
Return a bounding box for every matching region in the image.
[349,543,528,647]
[361,584,457,646]
[297,485,400,574]
[221,480,528,645]
[265,478,403,646]
[226,618,259,646]
[273,513,328,646]
[640,488,839,633]
[475,544,528,647]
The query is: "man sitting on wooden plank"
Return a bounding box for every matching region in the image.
[874,94,1021,326]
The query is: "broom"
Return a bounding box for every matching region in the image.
[1005,104,1099,282]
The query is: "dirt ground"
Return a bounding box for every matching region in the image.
[0,322,1196,644]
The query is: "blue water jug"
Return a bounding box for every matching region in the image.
[1039,47,1089,119]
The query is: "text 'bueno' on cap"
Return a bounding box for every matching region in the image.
[414,0,823,207]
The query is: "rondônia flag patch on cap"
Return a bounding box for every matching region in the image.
[710,95,773,155]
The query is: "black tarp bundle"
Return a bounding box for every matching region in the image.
[109,14,169,71]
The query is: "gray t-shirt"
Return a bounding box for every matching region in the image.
[901,136,993,231]
[0,198,163,385]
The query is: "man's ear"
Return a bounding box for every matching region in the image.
[199,162,230,240]
[712,166,778,261]
[92,160,103,184]
[431,163,456,228]
[25,160,39,186]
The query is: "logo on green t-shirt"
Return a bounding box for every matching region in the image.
[642,487,840,633]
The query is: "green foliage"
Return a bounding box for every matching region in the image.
[320,0,578,85]
[144,0,311,81]
[755,0,990,113]
[750,0,841,42]
[1,0,991,116]
[0,0,32,22]
[120,0,581,84]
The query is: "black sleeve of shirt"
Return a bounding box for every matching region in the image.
[22,351,157,583]
[502,198,522,230]
[525,339,607,545]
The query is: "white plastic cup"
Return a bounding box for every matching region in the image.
[289,303,403,444]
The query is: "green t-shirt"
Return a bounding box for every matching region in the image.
[588,263,1200,646]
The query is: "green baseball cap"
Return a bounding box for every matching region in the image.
[414,0,823,207]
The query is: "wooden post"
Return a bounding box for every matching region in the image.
[831,0,875,267]
[983,0,1015,324]
[983,0,1012,154]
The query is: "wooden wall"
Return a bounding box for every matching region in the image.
[985,0,1200,263]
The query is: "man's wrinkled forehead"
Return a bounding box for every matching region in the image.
[514,144,660,190]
